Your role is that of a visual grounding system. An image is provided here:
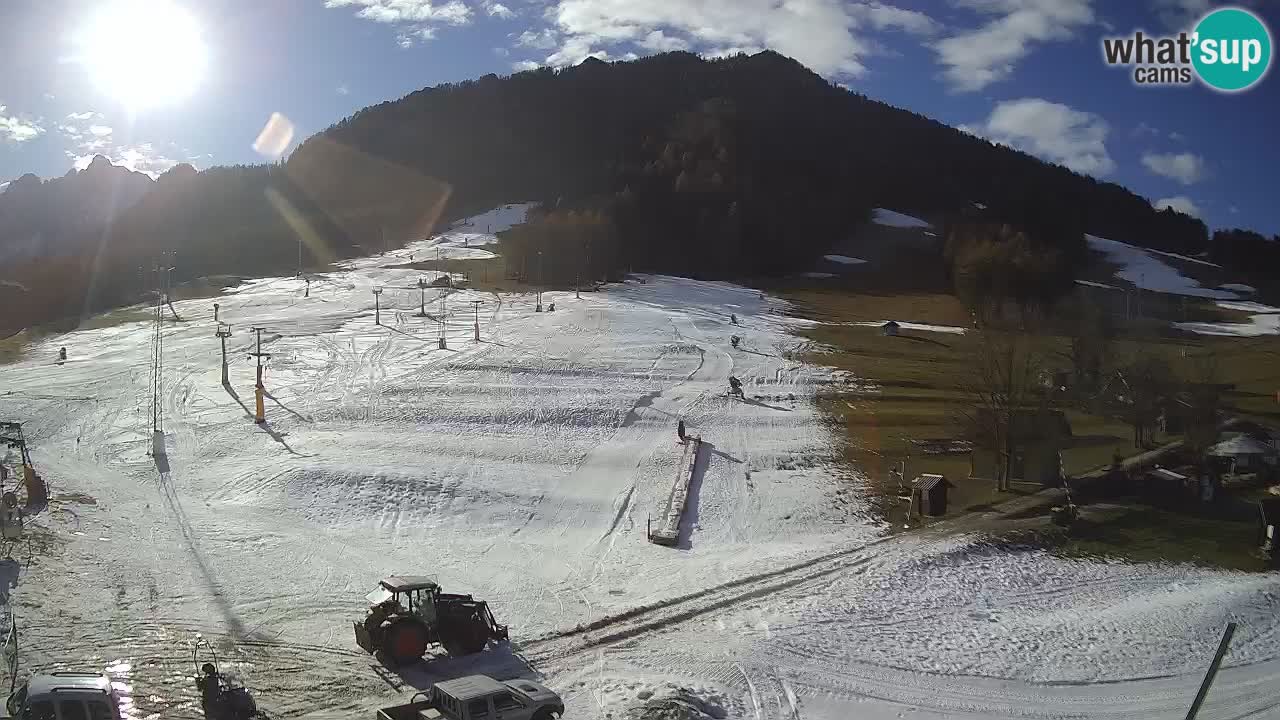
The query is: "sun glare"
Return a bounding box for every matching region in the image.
[78,0,208,110]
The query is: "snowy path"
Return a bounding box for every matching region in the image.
[0,214,1278,719]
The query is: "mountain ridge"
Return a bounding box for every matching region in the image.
[0,50,1256,335]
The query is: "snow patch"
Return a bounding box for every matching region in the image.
[338,202,536,268]
[823,254,867,265]
[1075,279,1117,290]
[871,208,931,229]
[1087,234,1236,299]
[1148,248,1222,268]
[842,320,967,335]
[1218,300,1280,314]
[1220,283,1257,294]
[1176,299,1280,336]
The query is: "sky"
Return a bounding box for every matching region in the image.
[0,0,1277,238]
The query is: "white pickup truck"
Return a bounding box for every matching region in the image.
[376,675,564,720]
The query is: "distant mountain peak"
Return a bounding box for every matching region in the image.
[3,173,42,195]
[160,163,198,182]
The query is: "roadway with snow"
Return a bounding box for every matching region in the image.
[0,207,1277,720]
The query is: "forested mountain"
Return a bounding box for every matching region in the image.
[0,50,1229,335]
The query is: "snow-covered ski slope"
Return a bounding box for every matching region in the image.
[1,208,1278,719]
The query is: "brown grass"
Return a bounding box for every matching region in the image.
[790,288,1280,528]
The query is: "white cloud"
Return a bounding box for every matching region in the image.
[57,111,190,177]
[512,60,542,71]
[484,1,515,18]
[1133,121,1161,137]
[546,34,614,66]
[325,0,471,24]
[933,0,1094,92]
[67,143,179,178]
[57,111,113,152]
[1229,205,1239,214]
[964,98,1115,177]
[638,30,690,52]
[337,84,351,95]
[1141,151,1205,185]
[516,28,559,50]
[704,45,764,59]
[325,0,471,45]
[0,105,44,143]
[848,2,938,35]
[1169,130,1185,142]
[540,0,936,76]
[1152,0,1210,31]
[396,27,437,46]
[1155,195,1201,217]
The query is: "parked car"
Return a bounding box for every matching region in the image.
[6,672,123,720]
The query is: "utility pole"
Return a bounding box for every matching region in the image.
[213,302,220,322]
[471,300,482,342]
[150,262,165,446]
[248,327,271,424]
[1185,623,1237,720]
[437,290,448,349]
[416,278,428,317]
[535,250,544,312]
[216,322,232,385]
[373,287,383,325]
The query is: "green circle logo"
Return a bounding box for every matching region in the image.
[1192,7,1272,92]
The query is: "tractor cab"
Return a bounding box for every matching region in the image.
[366,575,440,625]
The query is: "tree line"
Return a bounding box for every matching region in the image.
[1,50,1231,334]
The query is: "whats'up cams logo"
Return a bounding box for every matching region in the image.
[1103,7,1272,91]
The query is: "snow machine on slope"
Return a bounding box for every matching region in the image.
[354,575,509,665]
[192,635,263,720]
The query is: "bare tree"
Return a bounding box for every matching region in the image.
[956,329,1045,492]
[1059,297,1113,392]
[1122,352,1173,449]
[1183,353,1223,457]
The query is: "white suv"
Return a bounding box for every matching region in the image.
[6,672,123,720]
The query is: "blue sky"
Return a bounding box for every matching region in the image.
[1,0,1277,238]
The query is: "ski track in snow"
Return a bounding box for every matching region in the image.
[1,210,1278,719]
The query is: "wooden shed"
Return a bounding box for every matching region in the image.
[912,473,953,517]
[881,320,900,336]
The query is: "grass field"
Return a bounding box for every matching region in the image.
[1002,502,1270,572]
[787,289,1280,536]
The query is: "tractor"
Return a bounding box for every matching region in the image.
[354,576,509,665]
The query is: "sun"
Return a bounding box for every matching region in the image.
[78,0,208,110]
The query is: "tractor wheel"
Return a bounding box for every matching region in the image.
[384,619,429,665]
[532,709,561,720]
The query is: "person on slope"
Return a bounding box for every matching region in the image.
[677,420,686,444]
[728,375,743,399]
